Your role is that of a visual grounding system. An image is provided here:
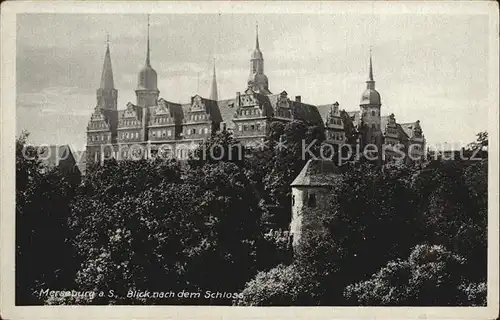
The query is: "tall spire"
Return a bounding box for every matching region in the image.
[369,47,374,81]
[366,49,375,90]
[210,60,218,101]
[146,14,151,67]
[255,23,260,50]
[99,34,114,89]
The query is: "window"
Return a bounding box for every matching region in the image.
[238,125,242,132]
[152,131,156,137]
[243,125,248,131]
[292,195,295,206]
[136,132,139,139]
[372,124,376,129]
[256,123,261,131]
[192,128,196,135]
[372,111,375,116]
[308,193,316,208]
[204,128,208,134]
[250,124,255,131]
[162,130,167,137]
[167,130,172,137]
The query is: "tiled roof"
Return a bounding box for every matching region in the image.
[291,159,342,187]
[203,98,223,123]
[399,122,417,140]
[214,98,236,128]
[290,101,324,127]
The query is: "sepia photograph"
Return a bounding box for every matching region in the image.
[1,1,499,319]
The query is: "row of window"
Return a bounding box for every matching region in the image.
[88,134,110,142]
[151,129,172,138]
[190,113,208,121]
[89,122,107,130]
[386,128,398,135]
[328,132,345,141]
[120,119,139,127]
[120,131,140,140]
[238,108,261,117]
[237,122,263,132]
[150,117,173,125]
[185,127,210,135]
[328,118,342,126]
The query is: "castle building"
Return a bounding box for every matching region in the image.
[86,21,425,167]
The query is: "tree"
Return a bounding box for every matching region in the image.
[245,120,325,229]
[188,130,246,168]
[81,157,182,204]
[344,244,486,306]
[16,131,78,304]
[68,183,211,304]
[236,264,320,306]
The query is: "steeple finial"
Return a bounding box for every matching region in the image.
[210,59,218,101]
[255,22,260,50]
[146,14,151,66]
[99,34,114,89]
[369,47,374,81]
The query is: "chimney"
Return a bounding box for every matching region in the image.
[295,95,301,103]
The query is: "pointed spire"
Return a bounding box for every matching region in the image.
[369,47,374,81]
[210,60,218,101]
[366,48,375,90]
[146,14,151,67]
[255,23,260,50]
[99,34,114,89]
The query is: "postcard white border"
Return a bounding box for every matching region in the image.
[1,1,499,319]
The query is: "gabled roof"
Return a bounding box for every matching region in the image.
[291,159,342,187]
[290,101,324,127]
[217,98,237,128]
[37,145,79,174]
[399,122,417,139]
[317,104,333,122]
[181,95,224,123]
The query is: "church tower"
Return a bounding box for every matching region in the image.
[136,15,160,107]
[96,36,118,142]
[359,51,382,143]
[210,61,218,101]
[247,24,271,94]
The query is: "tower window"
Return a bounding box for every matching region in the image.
[371,111,375,116]
[292,194,295,206]
[308,193,316,208]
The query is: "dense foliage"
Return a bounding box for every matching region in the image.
[15,127,488,306]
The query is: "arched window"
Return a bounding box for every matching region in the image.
[372,124,376,129]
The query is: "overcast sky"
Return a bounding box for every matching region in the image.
[16,12,490,150]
